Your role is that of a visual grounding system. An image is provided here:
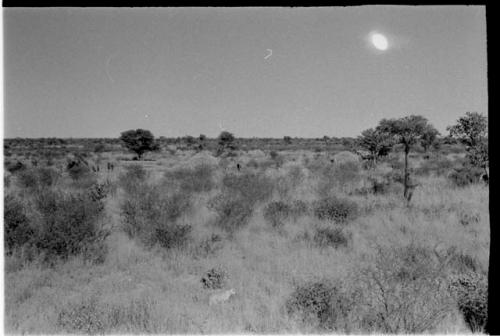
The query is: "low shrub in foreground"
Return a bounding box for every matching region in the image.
[286,280,354,331]
[201,267,228,290]
[313,197,358,224]
[356,245,454,333]
[449,271,488,332]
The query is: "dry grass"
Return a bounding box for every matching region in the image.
[4,148,489,334]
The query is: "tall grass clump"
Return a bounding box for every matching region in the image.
[120,164,148,194]
[222,171,274,206]
[121,182,192,249]
[263,201,291,229]
[313,196,359,224]
[207,193,253,235]
[163,164,215,193]
[16,167,61,191]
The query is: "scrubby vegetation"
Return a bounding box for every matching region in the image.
[4,113,489,334]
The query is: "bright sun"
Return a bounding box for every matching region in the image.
[371,33,389,51]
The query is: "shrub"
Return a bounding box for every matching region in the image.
[313,228,349,249]
[449,272,488,332]
[17,167,60,190]
[201,267,228,289]
[33,189,108,259]
[4,194,33,253]
[290,199,309,219]
[286,280,353,331]
[448,166,483,187]
[357,245,453,333]
[313,197,358,224]
[222,172,274,206]
[5,160,26,173]
[164,164,214,193]
[208,193,253,234]
[263,201,291,228]
[155,223,192,249]
[121,184,192,248]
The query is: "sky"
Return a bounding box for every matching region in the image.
[3,6,487,138]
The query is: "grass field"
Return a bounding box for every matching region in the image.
[3,144,489,334]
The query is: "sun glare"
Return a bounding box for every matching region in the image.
[371,33,389,51]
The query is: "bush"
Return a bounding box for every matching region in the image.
[263,201,291,228]
[33,189,108,259]
[313,197,358,224]
[313,228,349,249]
[449,272,488,332]
[286,280,353,331]
[290,200,309,219]
[357,245,453,333]
[121,184,192,248]
[448,166,483,187]
[4,194,33,253]
[222,172,274,206]
[208,193,253,234]
[201,267,228,289]
[5,160,26,173]
[17,167,61,190]
[164,164,214,193]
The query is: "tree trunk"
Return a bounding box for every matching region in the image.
[403,145,410,200]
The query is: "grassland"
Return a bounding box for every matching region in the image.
[3,141,488,334]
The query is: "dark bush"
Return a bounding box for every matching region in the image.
[201,267,228,290]
[4,194,33,253]
[449,272,488,332]
[208,193,253,234]
[313,228,349,249]
[155,223,192,249]
[33,190,108,259]
[313,197,358,224]
[67,162,92,181]
[5,160,26,174]
[263,201,291,228]
[286,280,353,331]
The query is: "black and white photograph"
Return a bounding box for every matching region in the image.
[2,6,490,334]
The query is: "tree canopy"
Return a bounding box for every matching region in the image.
[119,129,158,159]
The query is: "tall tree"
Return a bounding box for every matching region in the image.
[447,112,488,179]
[357,128,393,166]
[377,115,438,201]
[119,129,158,159]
